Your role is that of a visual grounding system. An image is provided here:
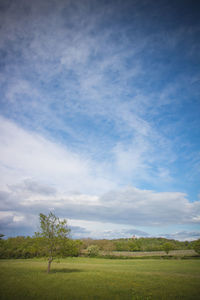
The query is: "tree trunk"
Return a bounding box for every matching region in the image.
[47,257,53,273]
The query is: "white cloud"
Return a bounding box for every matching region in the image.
[0,116,115,195]
[0,117,199,232]
[160,231,200,241]
[99,187,200,226]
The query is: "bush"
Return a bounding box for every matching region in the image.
[86,245,100,257]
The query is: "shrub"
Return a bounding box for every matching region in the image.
[86,245,100,257]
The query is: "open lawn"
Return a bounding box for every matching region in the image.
[0,258,200,300]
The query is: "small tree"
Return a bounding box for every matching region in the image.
[36,212,70,273]
[163,242,173,255]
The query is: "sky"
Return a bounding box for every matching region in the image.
[0,0,200,241]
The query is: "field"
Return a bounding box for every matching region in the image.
[100,249,197,257]
[0,258,200,300]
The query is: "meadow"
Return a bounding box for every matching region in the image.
[0,257,200,300]
[99,249,197,258]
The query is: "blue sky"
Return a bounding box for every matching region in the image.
[0,0,200,240]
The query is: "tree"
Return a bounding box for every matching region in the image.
[0,234,4,240]
[163,242,173,255]
[193,239,200,255]
[36,212,70,273]
[128,240,141,252]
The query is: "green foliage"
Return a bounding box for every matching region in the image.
[128,239,141,251]
[163,242,174,254]
[0,235,81,259]
[80,237,194,253]
[0,213,81,260]
[39,212,69,238]
[110,237,192,252]
[81,238,114,251]
[86,245,100,257]
[193,239,200,254]
[58,239,82,257]
[0,228,198,260]
[115,240,130,251]
[35,212,70,263]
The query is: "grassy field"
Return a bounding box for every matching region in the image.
[100,249,197,257]
[0,258,200,300]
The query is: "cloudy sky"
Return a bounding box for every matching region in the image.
[0,0,200,240]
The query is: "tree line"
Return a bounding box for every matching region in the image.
[1,233,199,257]
[0,234,82,259]
[81,237,197,252]
[1,212,200,262]
[0,213,82,264]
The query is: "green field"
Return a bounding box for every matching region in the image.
[100,249,197,257]
[0,258,200,300]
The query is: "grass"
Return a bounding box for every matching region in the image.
[97,249,198,259]
[0,257,200,299]
[105,250,197,257]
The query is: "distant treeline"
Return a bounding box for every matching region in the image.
[0,236,82,259]
[0,236,198,259]
[81,237,196,252]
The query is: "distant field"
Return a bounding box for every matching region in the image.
[0,258,200,299]
[101,249,197,257]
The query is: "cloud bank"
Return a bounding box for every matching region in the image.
[0,116,199,239]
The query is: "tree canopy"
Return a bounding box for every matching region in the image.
[36,212,70,273]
